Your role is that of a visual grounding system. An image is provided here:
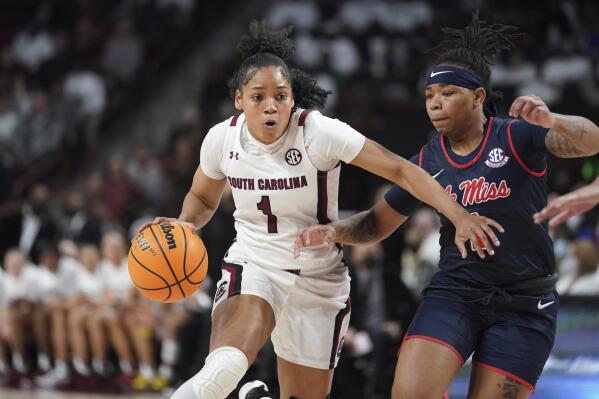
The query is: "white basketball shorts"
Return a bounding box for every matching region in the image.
[212,259,351,370]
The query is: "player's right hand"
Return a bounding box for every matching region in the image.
[454,212,504,259]
[136,217,196,235]
[293,224,336,258]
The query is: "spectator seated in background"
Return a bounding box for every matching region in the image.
[35,243,79,388]
[92,232,135,380]
[557,240,599,296]
[0,249,38,376]
[400,208,441,295]
[68,244,105,379]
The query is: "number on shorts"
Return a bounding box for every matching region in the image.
[257,196,278,233]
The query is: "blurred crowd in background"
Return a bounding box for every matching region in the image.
[1,0,599,398]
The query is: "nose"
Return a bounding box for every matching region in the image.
[428,94,442,111]
[264,97,277,114]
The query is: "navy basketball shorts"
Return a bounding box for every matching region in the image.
[403,289,558,391]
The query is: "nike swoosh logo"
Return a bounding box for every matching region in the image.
[430,71,453,77]
[537,300,555,310]
[432,169,444,179]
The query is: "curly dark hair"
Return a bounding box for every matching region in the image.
[428,11,520,113]
[227,21,330,110]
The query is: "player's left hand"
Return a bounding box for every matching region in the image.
[454,213,504,259]
[509,94,554,128]
[293,224,336,258]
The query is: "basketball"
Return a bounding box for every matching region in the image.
[128,222,208,303]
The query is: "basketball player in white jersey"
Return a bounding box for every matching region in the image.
[141,22,502,399]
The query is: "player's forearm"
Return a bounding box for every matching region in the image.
[546,114,599,157]
[394,158,464,225]
[178,190,217,228]
[350,139,464,225]
[332,209,385,245]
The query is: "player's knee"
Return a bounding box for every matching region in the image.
[180,346,248,399]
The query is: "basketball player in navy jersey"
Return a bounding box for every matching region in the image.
[296,13,599,399]
[139,21,502,399]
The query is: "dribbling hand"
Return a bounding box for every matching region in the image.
[454,212,504,259]
[293,224,336,258]
[136,217,196,235]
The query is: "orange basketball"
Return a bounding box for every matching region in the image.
[128,222,208,303]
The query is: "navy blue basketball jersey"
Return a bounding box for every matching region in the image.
[385,117,554,286]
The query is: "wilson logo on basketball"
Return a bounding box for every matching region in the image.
[160,223,177,249]
[136,234,156,255]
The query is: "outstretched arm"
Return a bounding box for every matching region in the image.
[334,200,407,245]
[294,200,407,257]
[534,177,599,227]
[509,95,599,158]
[349,139,502,258]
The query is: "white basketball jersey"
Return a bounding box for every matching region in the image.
[220,110,342,273]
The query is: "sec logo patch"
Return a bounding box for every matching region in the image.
[485,147,509,168]
[285,148,302,165]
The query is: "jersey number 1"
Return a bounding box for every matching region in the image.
[257,196,278,233]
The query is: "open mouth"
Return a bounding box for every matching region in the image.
[264,120,277,128]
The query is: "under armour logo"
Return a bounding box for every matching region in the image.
[229,151,239,160]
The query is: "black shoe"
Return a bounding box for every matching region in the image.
[239,380,272,399]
